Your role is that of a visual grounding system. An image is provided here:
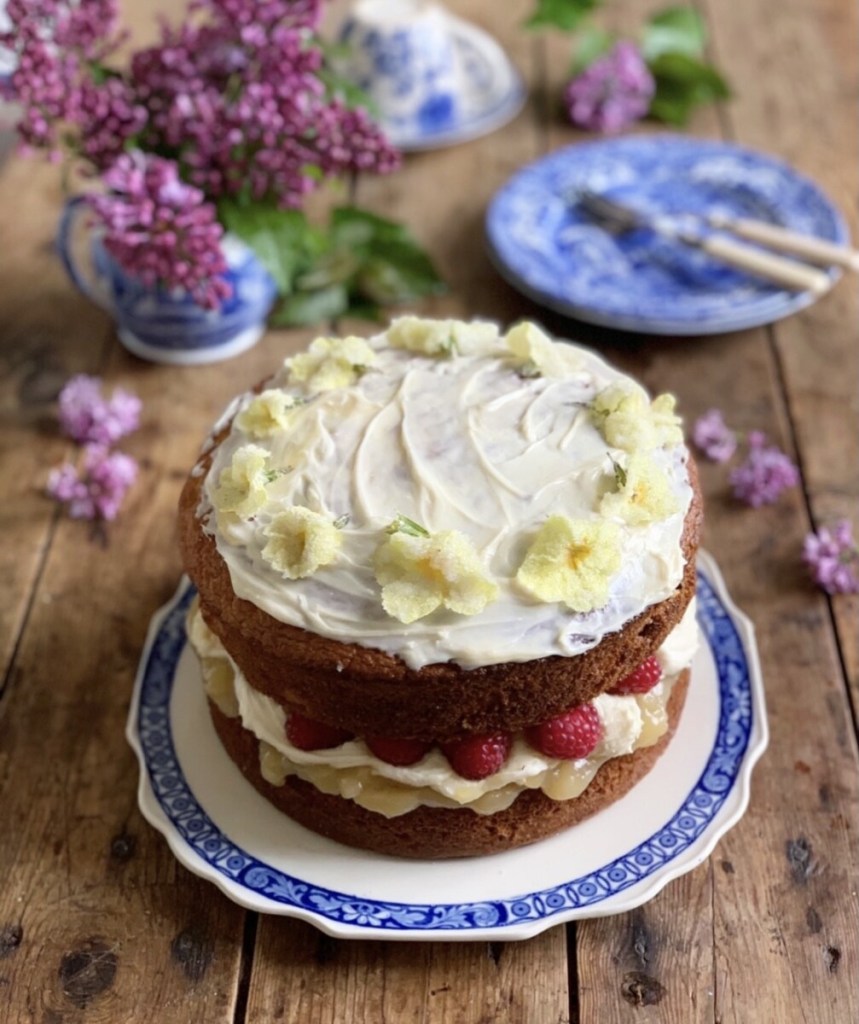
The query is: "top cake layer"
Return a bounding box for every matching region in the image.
[195,318,694,670]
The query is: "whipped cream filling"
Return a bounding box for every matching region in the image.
[188,599,698,817]
[196,323,694,671]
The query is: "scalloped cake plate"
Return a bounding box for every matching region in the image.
[127,550,767,941]
[485,135,848,335]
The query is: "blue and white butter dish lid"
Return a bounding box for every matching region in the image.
[336,0,525,151]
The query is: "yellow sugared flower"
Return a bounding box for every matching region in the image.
[261,507,342,579]
[374,528,499,624]
[590,383,683,451]
[211,445,270,519]
[515,517,621,612]
[504,321,586,378]
[287,335,376,391]
[387,316,500,357]
[235,390,303,438]
[600,452,680,525]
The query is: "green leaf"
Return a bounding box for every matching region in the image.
[318,65,378,114]
[648,52,730,126]
[218,200,317,295]
[270,284,350,327]
[386,513,430,538]
[330,205,414,251]
[294,247,361,291]
[642,7,706,61]
[355,242,445,305]
[570,24,614,75]
[525,0,602,33]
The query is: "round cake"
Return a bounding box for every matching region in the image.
[179,317,703,858]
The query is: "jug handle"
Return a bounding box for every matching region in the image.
[56,197,113,312]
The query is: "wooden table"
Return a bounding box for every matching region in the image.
[1,0,857,1020]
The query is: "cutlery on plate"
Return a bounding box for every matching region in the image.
[573,188,843,296]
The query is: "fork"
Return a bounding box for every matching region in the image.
[573,188,837,295]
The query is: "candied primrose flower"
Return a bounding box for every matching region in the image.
[516,517,622,612]
[600,452,679,526]
[387,316,500,358]
[262,507,342,579]
[374,529,499,624]
[505,321,586,378]
[288,336,376,392]
[590,383,683,452]
[236,389,304,438]
[211,444,270,519]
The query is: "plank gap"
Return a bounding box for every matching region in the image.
[765,320,859,742]
[231,912,259,1024]
[566,922,580,1024]
[0,505,61,706]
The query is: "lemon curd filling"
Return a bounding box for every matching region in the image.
[187,598,698,818]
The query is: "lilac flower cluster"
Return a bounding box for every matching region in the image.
[802,520,859,595]
[88,154,231,309]
[692,408,737,463]
[57,373,141,445]
[690,409,856,598]
[692,411,799,506]
[47,444,138,521]
[564,42,655,134]
[47,376,140,522]
[130,0,399,208]
[2,0,137,163]
[5,0,400,306]
[728,431,800,507]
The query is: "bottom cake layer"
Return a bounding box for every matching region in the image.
[207,668,690,860]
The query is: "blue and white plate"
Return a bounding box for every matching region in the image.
[380,15,525,151]
[486,135,848,335]
[127,550,766,941]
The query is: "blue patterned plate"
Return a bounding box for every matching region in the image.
[127,550,766,940]
[485,135,848,334]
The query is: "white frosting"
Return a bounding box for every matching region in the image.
[187,601,699,813]
[198,321,693,670]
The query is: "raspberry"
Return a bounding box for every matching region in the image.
[440,733,512,780]
[610,656,663,695]
[525,704,603,759]
[365,736,432,766]
[286,711,353,751]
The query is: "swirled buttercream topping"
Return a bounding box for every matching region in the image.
[198,319,693,669]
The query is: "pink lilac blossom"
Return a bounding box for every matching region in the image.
[729,431,800,507]
[564,41,655,134]
[58,374,141,445]
[802,519,859,595]
[693,408,738,463]
[130,2,399,208]
[88,152,231,309]
[46,444,138,521]
[2,0,133,161]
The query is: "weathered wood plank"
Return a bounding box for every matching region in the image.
[536,1,727,1020]
[243,923,570,1024]
[241,2,571,1021]
[705,0,859,715]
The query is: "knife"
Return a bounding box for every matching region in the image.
[574,189,840,296]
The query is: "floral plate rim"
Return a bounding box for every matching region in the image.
[127,549,767,941]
